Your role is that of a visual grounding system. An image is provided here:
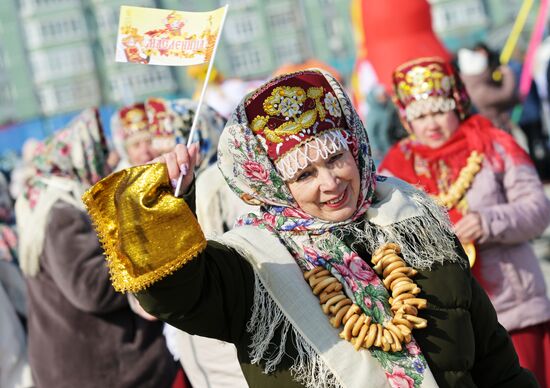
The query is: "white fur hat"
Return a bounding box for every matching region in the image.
[457,48,488,75]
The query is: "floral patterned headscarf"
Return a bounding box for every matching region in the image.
[219,70,376,212]
[17,108,109,276]
[218,70,430,385]
[163,98,226,171]
[23,108,109,209]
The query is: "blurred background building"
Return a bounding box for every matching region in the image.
[0,0,544,159]
[429,0,539,51]
[429,0,489,51]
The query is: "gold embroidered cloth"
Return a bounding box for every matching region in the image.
[82,163,206,292]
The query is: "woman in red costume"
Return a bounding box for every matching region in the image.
[379,57,550,388]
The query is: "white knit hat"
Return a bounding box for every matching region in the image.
[457,48,488,76]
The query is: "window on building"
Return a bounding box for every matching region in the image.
[273,35,306,65]
[26,12,88,48]
[96,7,120,34]
[38,78,100,114]
[501,0,523,22]
[225,11,261,44]
[31,45,95,83]
[0,47,6,70]
[223,0,254,9]
[108,67,177,101]
[228,45,269,76]
[95,0,155,34]
[0,84,14,104]
[432,1,487,31]
[267,3,299,32]
[323,18,346,54]
[19,0,81,17]
[102,39,117,61]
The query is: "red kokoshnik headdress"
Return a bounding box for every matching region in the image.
[392,57,470,125]
[244,71,350,181]
[112,103,151,145]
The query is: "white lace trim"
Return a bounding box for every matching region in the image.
[405,96,456,121]
[275,129,349,181]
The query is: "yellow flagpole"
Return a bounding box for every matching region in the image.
[350,0,367,59]
[500,0,534,64]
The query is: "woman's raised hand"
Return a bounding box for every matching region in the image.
[152,143,200,195]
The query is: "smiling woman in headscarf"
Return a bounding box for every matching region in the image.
[84,70,536,388]
[15,109,181,388]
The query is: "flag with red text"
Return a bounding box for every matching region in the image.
[115,5,225,66]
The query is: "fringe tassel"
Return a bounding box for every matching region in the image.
[247,275,342,388]
[338,183,465,271]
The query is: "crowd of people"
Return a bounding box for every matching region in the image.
[1,42,550,388]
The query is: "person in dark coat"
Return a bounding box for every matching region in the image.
[84,70,536,388]
[510,61,550,181]
[15,109,180,388]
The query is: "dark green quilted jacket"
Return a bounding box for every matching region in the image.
[136,190,537,388]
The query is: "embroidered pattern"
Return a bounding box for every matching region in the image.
[251,85,329,144]
[324,92,342,118]
[405,97,456,121]
[392,57,471,122]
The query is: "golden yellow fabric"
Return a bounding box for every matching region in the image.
[82,163,206,292]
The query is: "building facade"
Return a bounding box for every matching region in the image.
[90,0,184,105]
[19,0,102,116]
[179,0,355,80]
[0,0,41,123]
[0,0,356,125]
[430,0,541,53]
[429,0,489,51]
[0,0,541,128]
[0,0,192,125]
[483,0,540,51]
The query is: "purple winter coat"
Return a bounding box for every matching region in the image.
[466,143,550,331]
[380,142,550,332]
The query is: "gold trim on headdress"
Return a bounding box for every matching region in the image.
[392,57,461,122]
[122,107,148,133]
[251,86,327,144]
[250,85,341,147]
[82,163,206,292]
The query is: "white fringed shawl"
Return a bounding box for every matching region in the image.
[218,177,459,388]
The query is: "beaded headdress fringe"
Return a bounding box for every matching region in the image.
[405,96,456,121]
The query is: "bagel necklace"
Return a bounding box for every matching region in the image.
[303,243,427,352]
